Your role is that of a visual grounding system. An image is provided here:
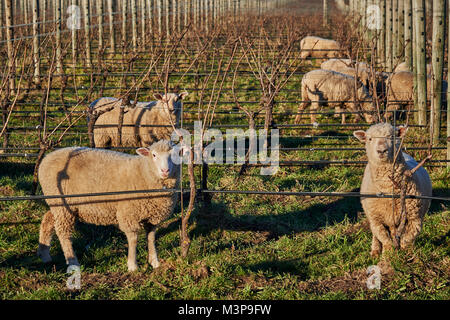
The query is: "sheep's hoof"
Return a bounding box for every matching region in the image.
[150,259,160,269]
[37,245,52,263]
[66,258,80,266]
[127,262,138,272]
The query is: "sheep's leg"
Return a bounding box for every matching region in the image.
[37,210,55,263]
[310,101,319,124]
[144,222,160,269]
[369,221,394,255]
[341,112,346,124]
[334,106,342,118]
[54,213,79,266]
[370,234,382,258]
[294,102,309,124]
[125,231,138,272]
[400,217,423,250]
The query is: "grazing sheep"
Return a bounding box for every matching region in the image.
[37,140,180,271]
[294,69,376,124]
[321,59,388,95]
[386,71,447,119]
[91,92,188,148]
[353,123,432,257]
[321,58,369,72]
[300,36,341,61]
[321,63,371,88]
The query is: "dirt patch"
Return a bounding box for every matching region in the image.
[297,269,394,296]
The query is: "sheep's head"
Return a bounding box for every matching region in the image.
[361,104,377,123]
[136,140,178,179]
[353,123,408,164]
[154,92,189,115]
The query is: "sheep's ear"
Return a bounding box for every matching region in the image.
[136,148,150,157]
[154,93,164,101]
[353,130,366,142]
[397,125,408,138]
[179,91,189,99]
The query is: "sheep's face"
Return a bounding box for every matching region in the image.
[154,92,189,116]
[358,100,377,124]
[353,123,408,164]
[362,105,376,124]
[137,140,176,179]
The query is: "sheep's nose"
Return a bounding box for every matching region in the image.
[377,148,388,155]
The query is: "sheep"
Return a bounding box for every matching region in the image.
[294,69,376,124]
[321,59,389,96]
[386,71,447,119]
[353,123,432,257]
[37,139,180,271]
[300,36,341,62]
[321,62,371,88]
[394,61,432,75]
[321,58,369,72]
[91,92,188,148]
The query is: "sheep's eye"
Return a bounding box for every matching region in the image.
[152,153,156,158]
[368,138,372,142]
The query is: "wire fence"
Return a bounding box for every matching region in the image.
[0,0,449,218]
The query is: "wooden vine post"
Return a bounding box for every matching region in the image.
[430,0,445,143]
[413,0,427,126]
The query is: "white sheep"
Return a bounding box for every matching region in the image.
[37,139,180,271]
[91,92,188,148]
[394,61,431,75]
[294,69,376,124]
[353,123,432,257]
[386,71,447,119]
[300,36,341,62]
[321,58,370,72]
[321,59,389,96]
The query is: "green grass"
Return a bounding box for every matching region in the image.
[0,150,448,299]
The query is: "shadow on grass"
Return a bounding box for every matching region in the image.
[187,188,362,240]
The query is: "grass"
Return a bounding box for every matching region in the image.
[0,144,448,299]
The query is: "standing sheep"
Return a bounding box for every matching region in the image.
[321,59,388,96]
[394,61,432,75]
[321,58,370,72]
[37,140,180,271]
[386,71,447,119]
[353,123,432,257]
[91,92,188,148]
[294,69,376,124]
[300,36,341,62]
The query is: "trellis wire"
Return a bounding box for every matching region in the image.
[0,188,448,203]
